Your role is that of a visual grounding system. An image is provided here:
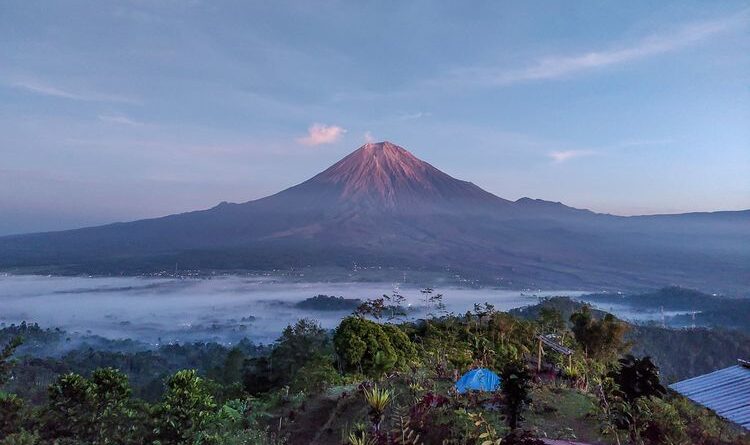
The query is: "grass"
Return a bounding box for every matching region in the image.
[525,384,614,444]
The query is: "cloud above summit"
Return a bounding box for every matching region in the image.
[548,150,596,163]
[297,124,347,146]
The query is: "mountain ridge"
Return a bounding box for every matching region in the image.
[0,141,748,293]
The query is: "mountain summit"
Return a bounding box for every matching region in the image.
[0,141,747,292]
[295,141,505,211]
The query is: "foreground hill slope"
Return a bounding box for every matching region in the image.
[1,142,748,292]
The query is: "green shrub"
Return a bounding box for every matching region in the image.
[334,317,399,376]
[290,354,341,394]
[0,392,25,437]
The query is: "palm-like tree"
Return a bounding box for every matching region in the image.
[363,384,393,433]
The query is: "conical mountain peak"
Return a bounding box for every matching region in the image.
[307,141,505,210]
[318,141,428,185]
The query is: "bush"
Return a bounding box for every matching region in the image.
[334,317,399,376]
[290,354,341,394]
[381,324,417,367]
[641,397,688,445]
[0,430,39,445]
[0,392,25,437]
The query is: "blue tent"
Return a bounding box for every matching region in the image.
[455,368,501,394]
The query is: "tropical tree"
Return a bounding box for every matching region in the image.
[570,306,629,361]
[42,368,141,444]
[90,368,139,444]
[536,307,566,335]
[381,324,417,367]
[0,392,25,438]
[242,356,278,395]
[610,355,666,403]
[501,361,532,430]
[43,373,96,440]
[153,369,217,445]
[271,318,330,384]
[0,336,22,387]
[334,316,400,375]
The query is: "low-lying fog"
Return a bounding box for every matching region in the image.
[0,274,590,346]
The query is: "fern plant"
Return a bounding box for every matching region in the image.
[390,404,422,445]
[467,411,502,445]
[347,431,377,445]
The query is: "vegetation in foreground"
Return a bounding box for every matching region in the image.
[1,294,749,445]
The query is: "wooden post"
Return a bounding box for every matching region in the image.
[537,337,543,373]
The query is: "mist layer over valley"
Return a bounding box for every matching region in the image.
[0,274,588,347]
[3,273,724,353]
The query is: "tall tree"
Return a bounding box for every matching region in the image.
[570,306,628,360]
[501,361,532,430]
[0,336,22,387]
[271,318,330,384]
[153,370,216,445]
[610,355,666,403]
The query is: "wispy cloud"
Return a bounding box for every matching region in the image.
[616,138,674,148]
[363,131,375,143]
[432,9,750,88]
[297,123,346,146]
[9,79,138,104]
[548,149,596,163]
[397,111,431,121]
[98,114,143,126]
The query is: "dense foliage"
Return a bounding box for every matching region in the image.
[630,325,750,382]
[294,295,363,311]
[1,294,749,445]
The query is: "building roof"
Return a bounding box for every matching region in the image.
[541,441,594,445]
[669,361,750,430]
[538,334,573,356]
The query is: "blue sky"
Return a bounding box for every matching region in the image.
[1,1,748,235]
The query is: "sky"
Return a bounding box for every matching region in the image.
[1,1,749,235]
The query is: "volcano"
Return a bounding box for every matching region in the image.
[308,141,508,210]
[1,141,748,293]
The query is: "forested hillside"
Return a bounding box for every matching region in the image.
[1,297,748,444]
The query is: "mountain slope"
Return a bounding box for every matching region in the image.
[309,141,509,211]
[0,142,748,293]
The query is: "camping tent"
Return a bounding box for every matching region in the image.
[455,368,501,394]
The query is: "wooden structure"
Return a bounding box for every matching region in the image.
[536,334,573,372]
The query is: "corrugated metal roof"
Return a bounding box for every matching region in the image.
[542,440,594,445]
[669,363,750,430]
[539,334,573,355]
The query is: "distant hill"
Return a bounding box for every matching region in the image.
[1,141,748,293]
[583,286,750,333]
[295,295,363,311]
[582,287,722,311]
